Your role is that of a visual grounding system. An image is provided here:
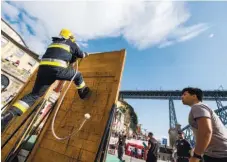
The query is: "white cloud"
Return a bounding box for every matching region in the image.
[158,23,209,48]
[209,33,214,38]
[79,42,89,48]
[122,2,191,49]
[2,1,209,54]
[175,23,209,42]
[159,40,175,48]
[1,2,20,21]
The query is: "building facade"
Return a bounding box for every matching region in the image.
[1,19,40,108]
[112,108,126,134]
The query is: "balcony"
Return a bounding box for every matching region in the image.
[1,60,31,83]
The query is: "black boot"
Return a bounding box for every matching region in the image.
[78,86,91,99]
[1,110,14,132]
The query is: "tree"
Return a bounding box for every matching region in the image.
[118,100,138,132]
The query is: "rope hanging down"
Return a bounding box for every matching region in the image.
[51,60,91,140]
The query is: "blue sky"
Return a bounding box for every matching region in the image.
[2,1,227,140]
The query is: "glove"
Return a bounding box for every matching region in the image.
[84,52,89,58]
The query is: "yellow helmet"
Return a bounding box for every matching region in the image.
[59,29,75,42]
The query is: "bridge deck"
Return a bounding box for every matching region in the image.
[120,90,227,100]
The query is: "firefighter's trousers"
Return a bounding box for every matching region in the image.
[12,65,85,115]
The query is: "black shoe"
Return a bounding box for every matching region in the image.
[1,111,14,132]
[78,86,91,99]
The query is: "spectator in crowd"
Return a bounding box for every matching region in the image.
[175,131,192,162]
[117,134,127,161]
[181,87,227,162]
[145,132,159,162]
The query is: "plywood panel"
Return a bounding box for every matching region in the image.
[27,50,126,162]
[1,67,41,161]
[1,74,58,161]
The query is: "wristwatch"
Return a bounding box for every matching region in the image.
[193,152,202,160]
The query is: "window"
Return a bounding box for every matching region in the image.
[28,58,37,67]
[14,49,25,58]
[1,74,10,90]
[1,36,9,47]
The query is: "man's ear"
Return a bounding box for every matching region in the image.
[192,94,197,99]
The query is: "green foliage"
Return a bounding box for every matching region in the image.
[118,100,138,132]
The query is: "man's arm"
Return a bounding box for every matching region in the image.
[174,140,178,150]
[147,140,151,150]
[69,42,89,63]
[115,139,119,148]
[184,139,193,156]
[194,117,212,155]
[73,43,88,58]
[190,148,194,157]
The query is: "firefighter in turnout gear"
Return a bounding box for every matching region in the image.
[1,29,91,132]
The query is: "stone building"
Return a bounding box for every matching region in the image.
[1,19,40,108]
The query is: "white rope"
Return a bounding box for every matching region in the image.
[51,60,90,140]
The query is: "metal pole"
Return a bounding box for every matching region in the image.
[95,104,116,162]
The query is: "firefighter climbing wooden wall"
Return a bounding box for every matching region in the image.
[27,49,126,162]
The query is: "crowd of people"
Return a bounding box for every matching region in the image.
[115,132,159,162]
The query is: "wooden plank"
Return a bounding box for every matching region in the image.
[1,66,60,161]
[28,49,126,162]
[1,82,58,161]
[1,67,40,161]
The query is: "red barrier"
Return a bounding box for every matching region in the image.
[125,142,145,159]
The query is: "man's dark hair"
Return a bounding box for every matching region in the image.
[148,132,153,136]
[178,131,184,135]
[181,87,203,101]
